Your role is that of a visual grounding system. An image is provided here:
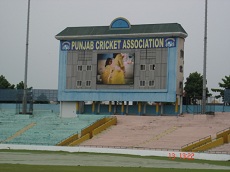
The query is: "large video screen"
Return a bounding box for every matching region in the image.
[97,53,135,85]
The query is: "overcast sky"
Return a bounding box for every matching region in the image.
[0,0,229,94]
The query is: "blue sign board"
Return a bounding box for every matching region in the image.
[61,37,176,51]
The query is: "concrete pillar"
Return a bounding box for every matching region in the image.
[76,101,79,114]
[92,101,95,114]
[109,101,112,115]
[143,102,146,115]
[160,103,164,115]
[138,102,142,115]
[175,96,178,113]
[121,101,125,115]
[126,101,129,115]
[114,101,117,114]
[97,101,100,114]
[180,95,183,115]
[156,103,159,115]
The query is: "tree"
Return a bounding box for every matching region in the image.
[16,81,24,89]
[0,75,15,89]
[184,72,211,104]
[211,75,230,102]
[16,81,32,90]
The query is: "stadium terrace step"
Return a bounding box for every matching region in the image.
[1,122,36,143]
[58,116,117,146]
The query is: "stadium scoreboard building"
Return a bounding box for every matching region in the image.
[55,17,187,116]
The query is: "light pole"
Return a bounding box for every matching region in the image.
[202,0,208,114]
[22,0,30,114]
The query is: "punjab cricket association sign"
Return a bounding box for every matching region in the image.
[61,37,176,51]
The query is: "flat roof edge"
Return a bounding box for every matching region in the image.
[55,32,188,40]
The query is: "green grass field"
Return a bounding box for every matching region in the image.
[1,164,229,172]
[0,149,229,172]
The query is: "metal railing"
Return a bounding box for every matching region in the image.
[181,135,211,149]
[0,89,58,103]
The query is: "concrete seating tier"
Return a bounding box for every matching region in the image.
[1,108,230,153]
[0,109,107,145]
[80,113,230,152]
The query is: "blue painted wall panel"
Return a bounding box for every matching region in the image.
[57,39,179,102]
[1,104,230,115]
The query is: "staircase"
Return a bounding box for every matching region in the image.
[181,127,230,152]
[57,116,117,146]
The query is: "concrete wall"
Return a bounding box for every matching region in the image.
[1,103,229,115]
[0,144,229,161]
[60,101,77,118]
[58,39,180,103]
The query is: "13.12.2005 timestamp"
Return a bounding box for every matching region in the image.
[168,152,195,160]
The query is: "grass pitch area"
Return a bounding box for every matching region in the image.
[0,149,229,172]
[1,164,229,172]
